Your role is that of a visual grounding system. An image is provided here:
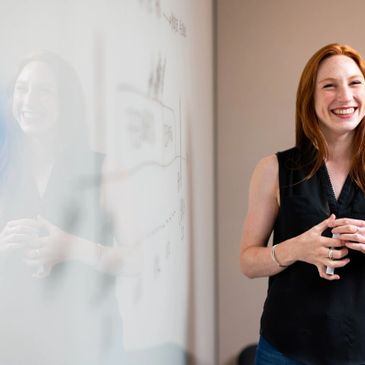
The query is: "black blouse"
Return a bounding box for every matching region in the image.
[261,147,365,365]
[0,148,122,365]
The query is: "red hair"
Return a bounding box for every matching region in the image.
[296,43,365,192]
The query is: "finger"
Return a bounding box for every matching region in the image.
[316,214,336,232]
[0,243,25,252]
[3,227,39,239]
[4,227,39,239]
[3,233,36,243]
[322,237,344,248]
[326,247,349,260]
[331,225,359,235]
[32,264,52,279]
[5,226,39,235]
[333,247,349,259]
[336,233,365,244]
[318,266,340,280]
[23,258,43,266]
[25,257,54,269]
[325,257,350,268]
[332,218,365,228]
[328,213,336,227]
[7,219,40,229]
[25,248,47,262]
[345,242,365,253]
[23,254,50,266]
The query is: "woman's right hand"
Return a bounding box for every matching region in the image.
[0,218,39,252]
[294,214,350,280]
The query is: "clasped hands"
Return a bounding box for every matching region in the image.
[0,216,74,278]
[297,214,365,281]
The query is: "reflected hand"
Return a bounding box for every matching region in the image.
[332,217,365,253]
[24,216,74,278]
[0,218,39,252]
[295,214,350,280]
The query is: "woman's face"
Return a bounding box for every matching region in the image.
[314,55,365,138]
[12,61,60,137]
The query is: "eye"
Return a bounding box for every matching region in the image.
[323,83,335,89]
[14,84,27,93]
[350,80,363,86]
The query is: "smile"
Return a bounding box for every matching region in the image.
[22,111,41,119]
[331,107,357,115]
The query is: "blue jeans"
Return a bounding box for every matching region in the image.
[256,336,304,365]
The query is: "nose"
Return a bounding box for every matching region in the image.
[337,84,353,103]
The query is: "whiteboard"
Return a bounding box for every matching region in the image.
[0,0,215,364]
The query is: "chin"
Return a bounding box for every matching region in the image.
[19,120,52,136]
[19,123,39,134]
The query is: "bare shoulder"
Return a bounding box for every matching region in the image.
[247,154,279,210]
[241,154,279,249]
[251,154,278,188]
[255,154,278,171]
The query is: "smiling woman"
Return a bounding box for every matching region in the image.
[240,43,365,365]
[0,50,124,365]
[315,55,365,140]
[13,61,60,136]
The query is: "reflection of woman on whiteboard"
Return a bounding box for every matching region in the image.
[240,43,365,364]
[0,50,136,365]
[3,50,129,276]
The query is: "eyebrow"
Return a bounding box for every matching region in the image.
[318,75,364,84]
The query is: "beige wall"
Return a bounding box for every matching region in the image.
[217,0,365,363]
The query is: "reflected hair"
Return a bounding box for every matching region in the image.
[0,50,89,185]
[11,50,88,151]
[296,43,365,193]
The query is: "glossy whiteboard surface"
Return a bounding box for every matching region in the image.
[0,0,214,364]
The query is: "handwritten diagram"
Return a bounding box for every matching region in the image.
[99,0,191,353]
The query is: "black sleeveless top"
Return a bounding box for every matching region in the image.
[260,147,365,365]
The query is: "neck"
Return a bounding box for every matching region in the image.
[324,133,353,163]
[26,133,58,166]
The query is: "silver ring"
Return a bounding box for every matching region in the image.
[328,248,334,260]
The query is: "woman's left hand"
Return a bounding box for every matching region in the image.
[331,218,365,253]
[24,216,74,278]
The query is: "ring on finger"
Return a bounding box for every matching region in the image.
[328,248,334,260]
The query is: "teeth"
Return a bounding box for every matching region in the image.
[23,112,40,118]
[333,107,355,115]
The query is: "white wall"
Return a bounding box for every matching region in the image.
[217,0,365,363]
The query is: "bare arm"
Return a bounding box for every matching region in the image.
[24,216,141,277]
[240,155,293,278]
[69,237,141,276]
[240,155,349,280]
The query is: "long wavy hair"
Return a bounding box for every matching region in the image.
[0,50,90,196]
[296,43,365,192]
[12,50,87,149]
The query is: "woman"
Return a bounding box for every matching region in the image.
[240,43,365,365]
[0,50,127,365]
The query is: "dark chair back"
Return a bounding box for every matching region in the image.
[237,343,257,365]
